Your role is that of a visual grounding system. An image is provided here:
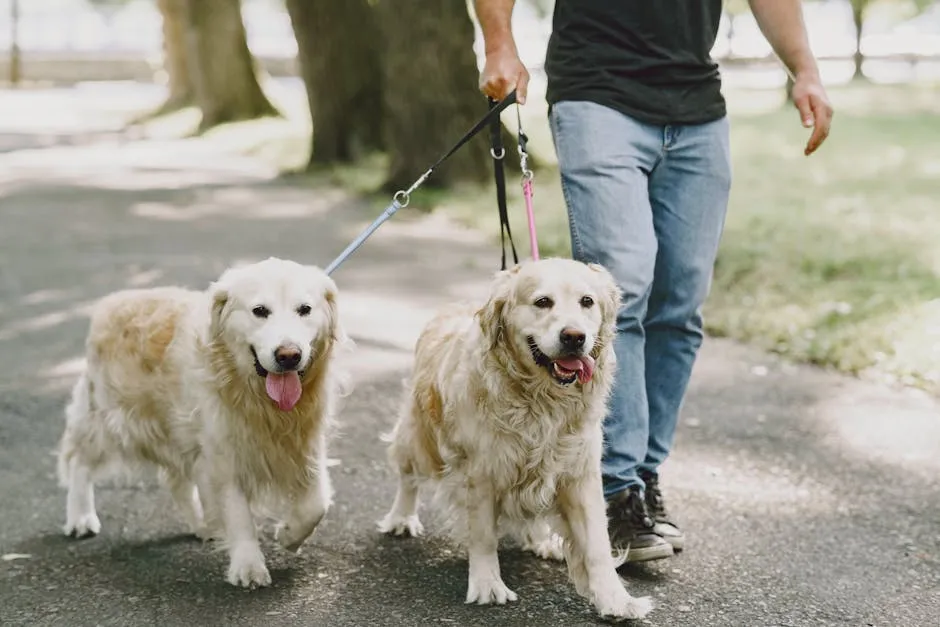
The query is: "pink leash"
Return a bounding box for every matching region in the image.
[522,176,538,260]
[517,106,540,261]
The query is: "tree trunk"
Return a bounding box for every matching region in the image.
[9,0,20,86]
[852,3,865,80]
[156,0,193,111]
[380,0,491,192]
[285,0,383,168]
[182,0,280,131]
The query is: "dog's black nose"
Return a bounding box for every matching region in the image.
[274,345,302,370]
[559,327,586,351]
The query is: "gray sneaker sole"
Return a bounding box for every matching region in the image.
[654,523,685,552]
[663,535,684,552]
[625,541,675,563]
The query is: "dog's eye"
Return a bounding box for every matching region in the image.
[533,296,554,309]
[297,304,312,317]
[251,305,271,319]
[580,296,595,308]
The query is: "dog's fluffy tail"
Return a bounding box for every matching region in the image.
[56,372,91,487]
[378,377,412,445]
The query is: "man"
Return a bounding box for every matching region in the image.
[474,0,832,563]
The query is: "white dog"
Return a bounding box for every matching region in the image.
[378,257,654,621]
[56,257,349,588]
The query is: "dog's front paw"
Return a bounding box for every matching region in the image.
[465,574,518,605]
[226,546,271,589]
[192,524,218,542]
[593,586,654,621]
[276,523,313,554]
[377,512,424,538]
[63,513,101,539]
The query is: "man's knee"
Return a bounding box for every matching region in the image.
[645,259,714,331]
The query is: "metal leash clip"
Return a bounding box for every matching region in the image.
[516,104,539,261]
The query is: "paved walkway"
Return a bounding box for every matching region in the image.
[1,93,938,627]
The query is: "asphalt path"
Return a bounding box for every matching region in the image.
[1,112,938,627]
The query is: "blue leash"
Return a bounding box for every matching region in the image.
[324,90,519,276]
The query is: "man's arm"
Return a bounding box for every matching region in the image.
[475,0,516,55]
[748,0,818,79]
[474,0,530,103]
[748,0,833,155]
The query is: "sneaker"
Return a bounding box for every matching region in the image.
[640,469,685,552]
[606,485,674,563]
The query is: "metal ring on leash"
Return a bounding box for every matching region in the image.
[393,190,410,208]
[490,147,505,160]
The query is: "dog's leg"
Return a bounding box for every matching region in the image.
[193,459,221,540]
[278,438,333,553]
[63,456,101,539]
[60,373,102,538]
[378,405,425,537]
[166,472,207,540]
[378,470,424,538]
[516,518,565,562]
[557,476,654,621]
[221,483,271,588]
[464,476,516,605]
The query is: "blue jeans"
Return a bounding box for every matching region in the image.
[549,100,731,498]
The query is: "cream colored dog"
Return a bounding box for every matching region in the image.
[378,257,654,621]
[57,257,348,588]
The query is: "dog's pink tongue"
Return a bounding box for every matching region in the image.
[265,372,302,411]
[556,356,596,384]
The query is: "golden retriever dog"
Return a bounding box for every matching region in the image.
[56,257,349,588]
[378,257,654,621]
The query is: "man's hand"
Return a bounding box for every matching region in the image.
[479,45,530,104]
[791,71,833,156]
[746,0,833,155]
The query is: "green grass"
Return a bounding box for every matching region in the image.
[705,84,940,391]
[170,80,940,395]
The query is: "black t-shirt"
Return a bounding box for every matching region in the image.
[545,0,726,125]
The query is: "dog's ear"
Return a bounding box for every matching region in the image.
[322,274,350,347]
[475,265,519,348]
[587,262,622,349]
[207,276,231,339]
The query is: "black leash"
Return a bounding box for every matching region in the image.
[325,90,520,276]
[487,96,520,271]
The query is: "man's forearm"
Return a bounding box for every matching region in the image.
[474,0,517,54]
[748,0,819,78]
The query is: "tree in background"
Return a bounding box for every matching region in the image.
[155,0,193,112]
[93,0,193,115]
[8,0,20,86]
[284,0,384,169]
[851,0,870,78]
[849,0,935,80]
[182,0,280,130]
[283,0,493,189]
[378,0,492,191]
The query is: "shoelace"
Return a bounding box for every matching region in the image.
[643,475,671,523]
[610,490,655,532]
